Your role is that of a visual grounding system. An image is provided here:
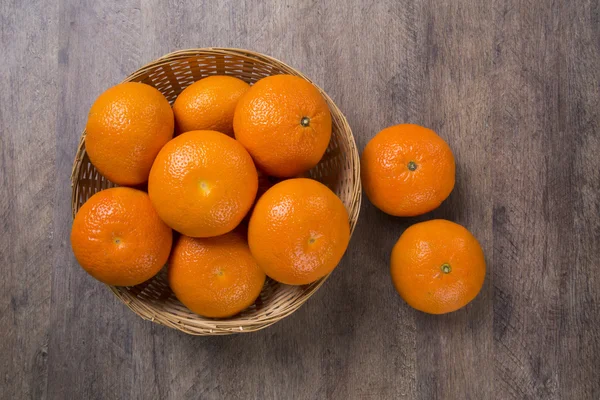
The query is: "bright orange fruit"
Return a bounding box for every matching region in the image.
[390,219,486,314]
[148,130,258,237]
[361,124,455,216]
[248,178,350,285]
[169,232,266,318]
[173,75,250,136]
[234,75,332,177]
[70,187,172,286]
[85,82,174,185]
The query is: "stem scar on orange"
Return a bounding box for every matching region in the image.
[361,124,455,216]
[233,75,332,177]
[390,219,486,314]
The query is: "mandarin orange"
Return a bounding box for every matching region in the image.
[85,82,174,185]
[361,124,455,216]
[148,130,258,237]
[169,232,265,318]
[233,75,332,177]
[390,219,486,314]
[248,178,350,285]
[173,75,249,136]
[70,187,172,286]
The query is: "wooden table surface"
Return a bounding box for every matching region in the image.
[2,1,600,399]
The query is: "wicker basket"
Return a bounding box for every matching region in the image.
[71,48,361,335]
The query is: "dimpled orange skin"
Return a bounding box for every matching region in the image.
[390,219,486,314]
[70,187,173,286]
[168,232,266,318]
[233,75,332,177]
[148,130,258,238]
[85,82,174,186]
[361,124,455,216]
[248,178,350,285]
[173,76,250,136]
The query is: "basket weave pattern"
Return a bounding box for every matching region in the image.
[71,48,361,335]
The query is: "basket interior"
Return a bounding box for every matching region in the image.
[71,49,360,335]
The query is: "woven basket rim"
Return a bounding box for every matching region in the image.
[70,47,362,335]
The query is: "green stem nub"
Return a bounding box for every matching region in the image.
[441,263,451,274]
[300,117,311,127]
[407,161,417,171]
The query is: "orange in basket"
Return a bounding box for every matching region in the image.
[173,75,249,136]
[234,75,332,177]
[85,82,174,186]
[70,187,172,287]
[148,130,258,238]
[169,232,266,318]
[248,178,351,285]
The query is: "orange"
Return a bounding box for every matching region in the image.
[173,75,250,136]
[248,178,350,285]
[234,75,332,177]
[169,232,266,318]
[70,187,172,286]
[361,124,455,216]
[85,82,174,186]
[148,130,258,237]
[390,219,486,314]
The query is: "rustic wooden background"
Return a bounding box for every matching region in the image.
[2,0,599,399]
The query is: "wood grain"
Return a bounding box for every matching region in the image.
[0,0,58,398]
[491,2,563,398]
[556,2,600,398]
[0,0,599,399]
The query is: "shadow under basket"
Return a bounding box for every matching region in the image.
[70,48,362,335]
